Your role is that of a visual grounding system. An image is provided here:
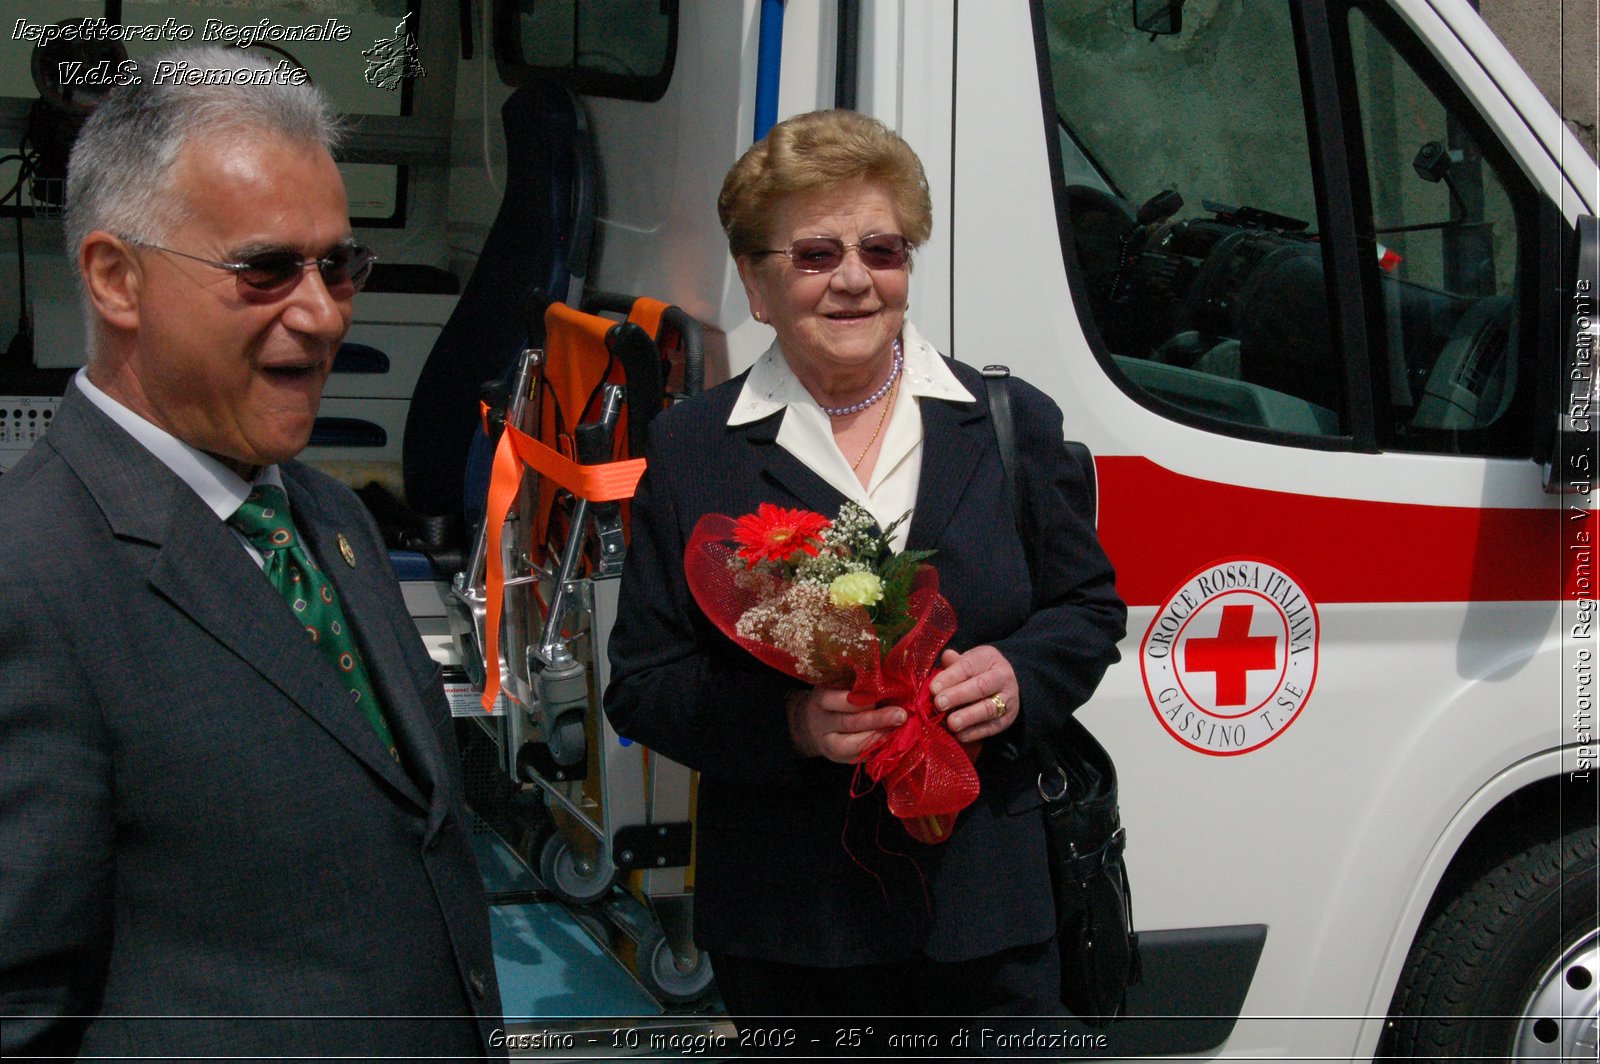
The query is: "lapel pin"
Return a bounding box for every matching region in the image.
[337,533,357,568]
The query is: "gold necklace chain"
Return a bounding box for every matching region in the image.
[851,373,899,472]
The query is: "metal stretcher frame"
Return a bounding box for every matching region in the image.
[447,296,712,1005]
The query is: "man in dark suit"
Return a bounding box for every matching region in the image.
[0,47,504,1059]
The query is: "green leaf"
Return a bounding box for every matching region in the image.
[870,555,937,654]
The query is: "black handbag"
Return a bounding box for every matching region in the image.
[981,365,1141,1028]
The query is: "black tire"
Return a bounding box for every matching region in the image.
[635,924,715,1005]
[1378,822,1598,1061]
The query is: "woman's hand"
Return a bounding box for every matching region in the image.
[786,687,907,764]
[930,646,1019,745]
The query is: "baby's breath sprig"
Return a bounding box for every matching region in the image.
[784,503,936,655]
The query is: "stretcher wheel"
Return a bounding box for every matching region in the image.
[538,831,617,905]
[636,924,715,1004]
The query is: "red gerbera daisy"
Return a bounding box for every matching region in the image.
[732,503,831,565]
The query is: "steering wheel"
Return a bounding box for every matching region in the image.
[1065,186,1138,293]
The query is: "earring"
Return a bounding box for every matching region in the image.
[753,310,765,323]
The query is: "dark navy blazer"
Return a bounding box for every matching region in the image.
[604,359,1126,966]
[0,387,505,1059]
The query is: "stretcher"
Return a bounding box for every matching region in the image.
[447,294,712,1006]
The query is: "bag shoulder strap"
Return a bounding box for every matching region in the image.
[980,364,1023,531]
[980,364,1097,536]
[980,365,1117,796]
[980,365,1099,578]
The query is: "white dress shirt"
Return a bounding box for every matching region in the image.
[75,367,283,568]
[726,321,975,551]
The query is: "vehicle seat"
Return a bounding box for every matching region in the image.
[384,78,595,580]
[1234,243,1341,417]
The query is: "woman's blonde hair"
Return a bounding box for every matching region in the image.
[717,109,932,259]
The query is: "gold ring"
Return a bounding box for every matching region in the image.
[990,693,1006,719]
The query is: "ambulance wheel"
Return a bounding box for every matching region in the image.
[538,832,617,906]
[636,925,714,1005]
[1377,823,1598,1061]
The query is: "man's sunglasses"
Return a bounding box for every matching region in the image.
[751,233,911,273]
[128,238,378,297]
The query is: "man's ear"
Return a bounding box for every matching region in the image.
[79,232,142,331]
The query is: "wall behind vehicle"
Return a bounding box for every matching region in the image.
[1481,0,1598,159]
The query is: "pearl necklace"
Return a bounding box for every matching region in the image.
[819,339,904,418]
[851,372,899,471]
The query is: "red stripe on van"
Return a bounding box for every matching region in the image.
[1096,456,1593,606]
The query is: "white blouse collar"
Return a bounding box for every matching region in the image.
[726,320,974,427]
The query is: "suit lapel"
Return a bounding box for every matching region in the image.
[290,489,447,816]
[148,495,428,810]
[906,394,990,551]
[738,412,850,516]
[48,389,427,810]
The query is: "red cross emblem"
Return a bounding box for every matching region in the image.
[1183,604,1278,706]
[1141,560,1319,756]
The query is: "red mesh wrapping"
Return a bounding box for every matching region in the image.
[685,514,980,844]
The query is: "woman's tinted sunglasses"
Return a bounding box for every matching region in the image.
[751,233,911,273]
[128,238,378,298]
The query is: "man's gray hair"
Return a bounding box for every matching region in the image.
[65,46,345,257]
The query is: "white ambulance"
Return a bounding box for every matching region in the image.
[1,0,1594,1058]
[517,1,1596,1058]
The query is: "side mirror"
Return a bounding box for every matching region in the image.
[1411,140,1464,183]
[1545,214,1598,493]
[1132,0,1183,37]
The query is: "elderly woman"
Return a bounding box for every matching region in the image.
[604,110,1126,1025]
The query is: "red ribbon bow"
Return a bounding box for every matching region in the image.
[685,516,980,843]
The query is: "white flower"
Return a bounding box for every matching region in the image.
[829,571,883,608]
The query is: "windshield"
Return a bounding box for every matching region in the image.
[1045,1,1318,230]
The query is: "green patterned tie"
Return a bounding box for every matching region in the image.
[228,485,399,761]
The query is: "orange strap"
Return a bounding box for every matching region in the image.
[480,422,646,712]
[534,303,632,549]
[505,423,645,503]
[478,298,674,712]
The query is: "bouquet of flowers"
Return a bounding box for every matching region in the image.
[684,502,980,843]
